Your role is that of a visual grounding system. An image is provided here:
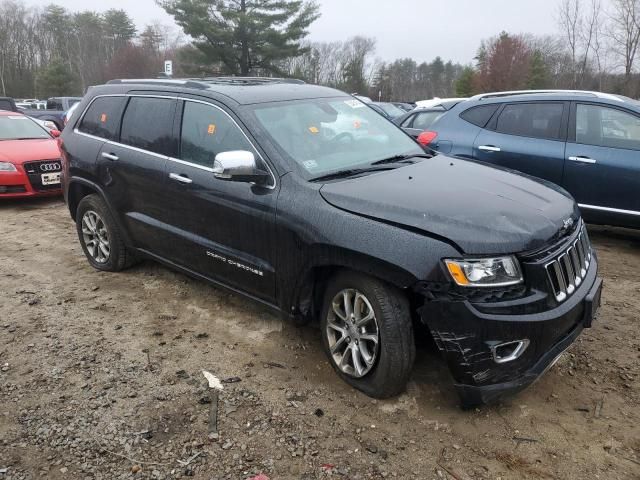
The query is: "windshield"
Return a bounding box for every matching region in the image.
[250,97,423,177]
[0,116,50,140]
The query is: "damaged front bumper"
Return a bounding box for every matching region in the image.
[420,254,602,408]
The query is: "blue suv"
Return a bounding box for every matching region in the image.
[424,90,640,229]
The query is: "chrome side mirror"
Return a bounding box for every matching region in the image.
[213,150,270,185]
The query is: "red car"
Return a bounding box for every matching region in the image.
[0,110,62,198]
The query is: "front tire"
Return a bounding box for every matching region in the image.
[75,194,135,272]
[320,271,415,398]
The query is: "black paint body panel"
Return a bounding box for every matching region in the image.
[60,81,601,406]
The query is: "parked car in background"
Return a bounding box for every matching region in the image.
[0,97,18,112]
[422,89,640,230]
[391,102,415,112]
[415,97,467,108]
[0,110,62,198]
[370,102,406,119]
[394,100,464,140]
[25,96,82,130]
[16,101,47,111]
[60,78,601,406]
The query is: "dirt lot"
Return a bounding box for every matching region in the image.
[0,198,638,480]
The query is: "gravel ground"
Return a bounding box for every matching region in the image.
[0,198,639,480]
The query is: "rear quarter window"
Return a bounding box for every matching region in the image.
[78,96,127,141]
[459,104,500,127]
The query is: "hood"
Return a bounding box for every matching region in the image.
[319,155,580,255]
[0,139,61,165]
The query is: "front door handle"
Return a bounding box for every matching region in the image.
[169,173,193,184]
[568,156,597,164]
[478,145,501,152]
[101,152,119,161]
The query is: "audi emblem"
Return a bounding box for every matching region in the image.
[40,163,61,172]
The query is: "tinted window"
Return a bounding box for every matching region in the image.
[460,104,500,127]
[0,100,14,111]
[412,111,445,130]
[576,104,640,150]
[78,96,127,141]
[120,97,175,156]
[495,103,564,140]
[47,98,62,110]
[180,101,255,168]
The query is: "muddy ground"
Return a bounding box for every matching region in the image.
[0,198,638,480]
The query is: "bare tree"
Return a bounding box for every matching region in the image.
[608,0,640,94]
[558,0,582,87]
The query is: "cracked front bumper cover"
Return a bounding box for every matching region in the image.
[420,256,602,408]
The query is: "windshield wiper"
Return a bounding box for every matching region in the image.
[310,166,396,182]
[371,153,432,166]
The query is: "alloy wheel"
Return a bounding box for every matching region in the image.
[326,288,380,378]
[81,210,110,264]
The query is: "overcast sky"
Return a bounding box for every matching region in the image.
[25,0,584,64]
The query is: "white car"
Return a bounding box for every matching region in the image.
[415,97,467,108]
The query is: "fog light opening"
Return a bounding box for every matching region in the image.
[491,339,530,364]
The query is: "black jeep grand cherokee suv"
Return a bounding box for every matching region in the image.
[60,78,603,406]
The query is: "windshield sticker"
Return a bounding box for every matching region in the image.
[344,99,365,109]
[353,120,362,129]
[308,126,319,134]
[208,124,216,135]
[303,160,318,169]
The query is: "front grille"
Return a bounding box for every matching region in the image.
[545,223,592,302]
[22,160,62,192]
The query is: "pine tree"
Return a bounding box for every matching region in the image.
[527,50,548,89]
[36,60,79,98]
[455,67,476,97]
[159,0,320,76]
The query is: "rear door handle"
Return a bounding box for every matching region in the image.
[169,173,193,184]
[478,145,501,152]
[568,156,597,164]
[101,152,119,161]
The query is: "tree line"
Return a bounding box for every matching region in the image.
[0,0,182,98]
[455,0,640,98]
[3,0,640,102]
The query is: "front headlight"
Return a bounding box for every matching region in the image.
[0,162,17,172]
[444,256,523,287]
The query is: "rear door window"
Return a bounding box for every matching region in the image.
[495,103,564,140]
[180,100,256,168]
[120,97,176,156]
[0,99,14,111]
[576,103,640,150]
[78,96,127,141]
[460,104,500,127]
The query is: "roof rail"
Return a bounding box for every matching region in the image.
[471,89,623,102]
[107,76,306,89]
[107,78,210,90]
[191,76,306,85]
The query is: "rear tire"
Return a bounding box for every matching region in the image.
[320,271,415,398]
[76,194,136,272]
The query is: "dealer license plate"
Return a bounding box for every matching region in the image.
[41,173,61,185]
